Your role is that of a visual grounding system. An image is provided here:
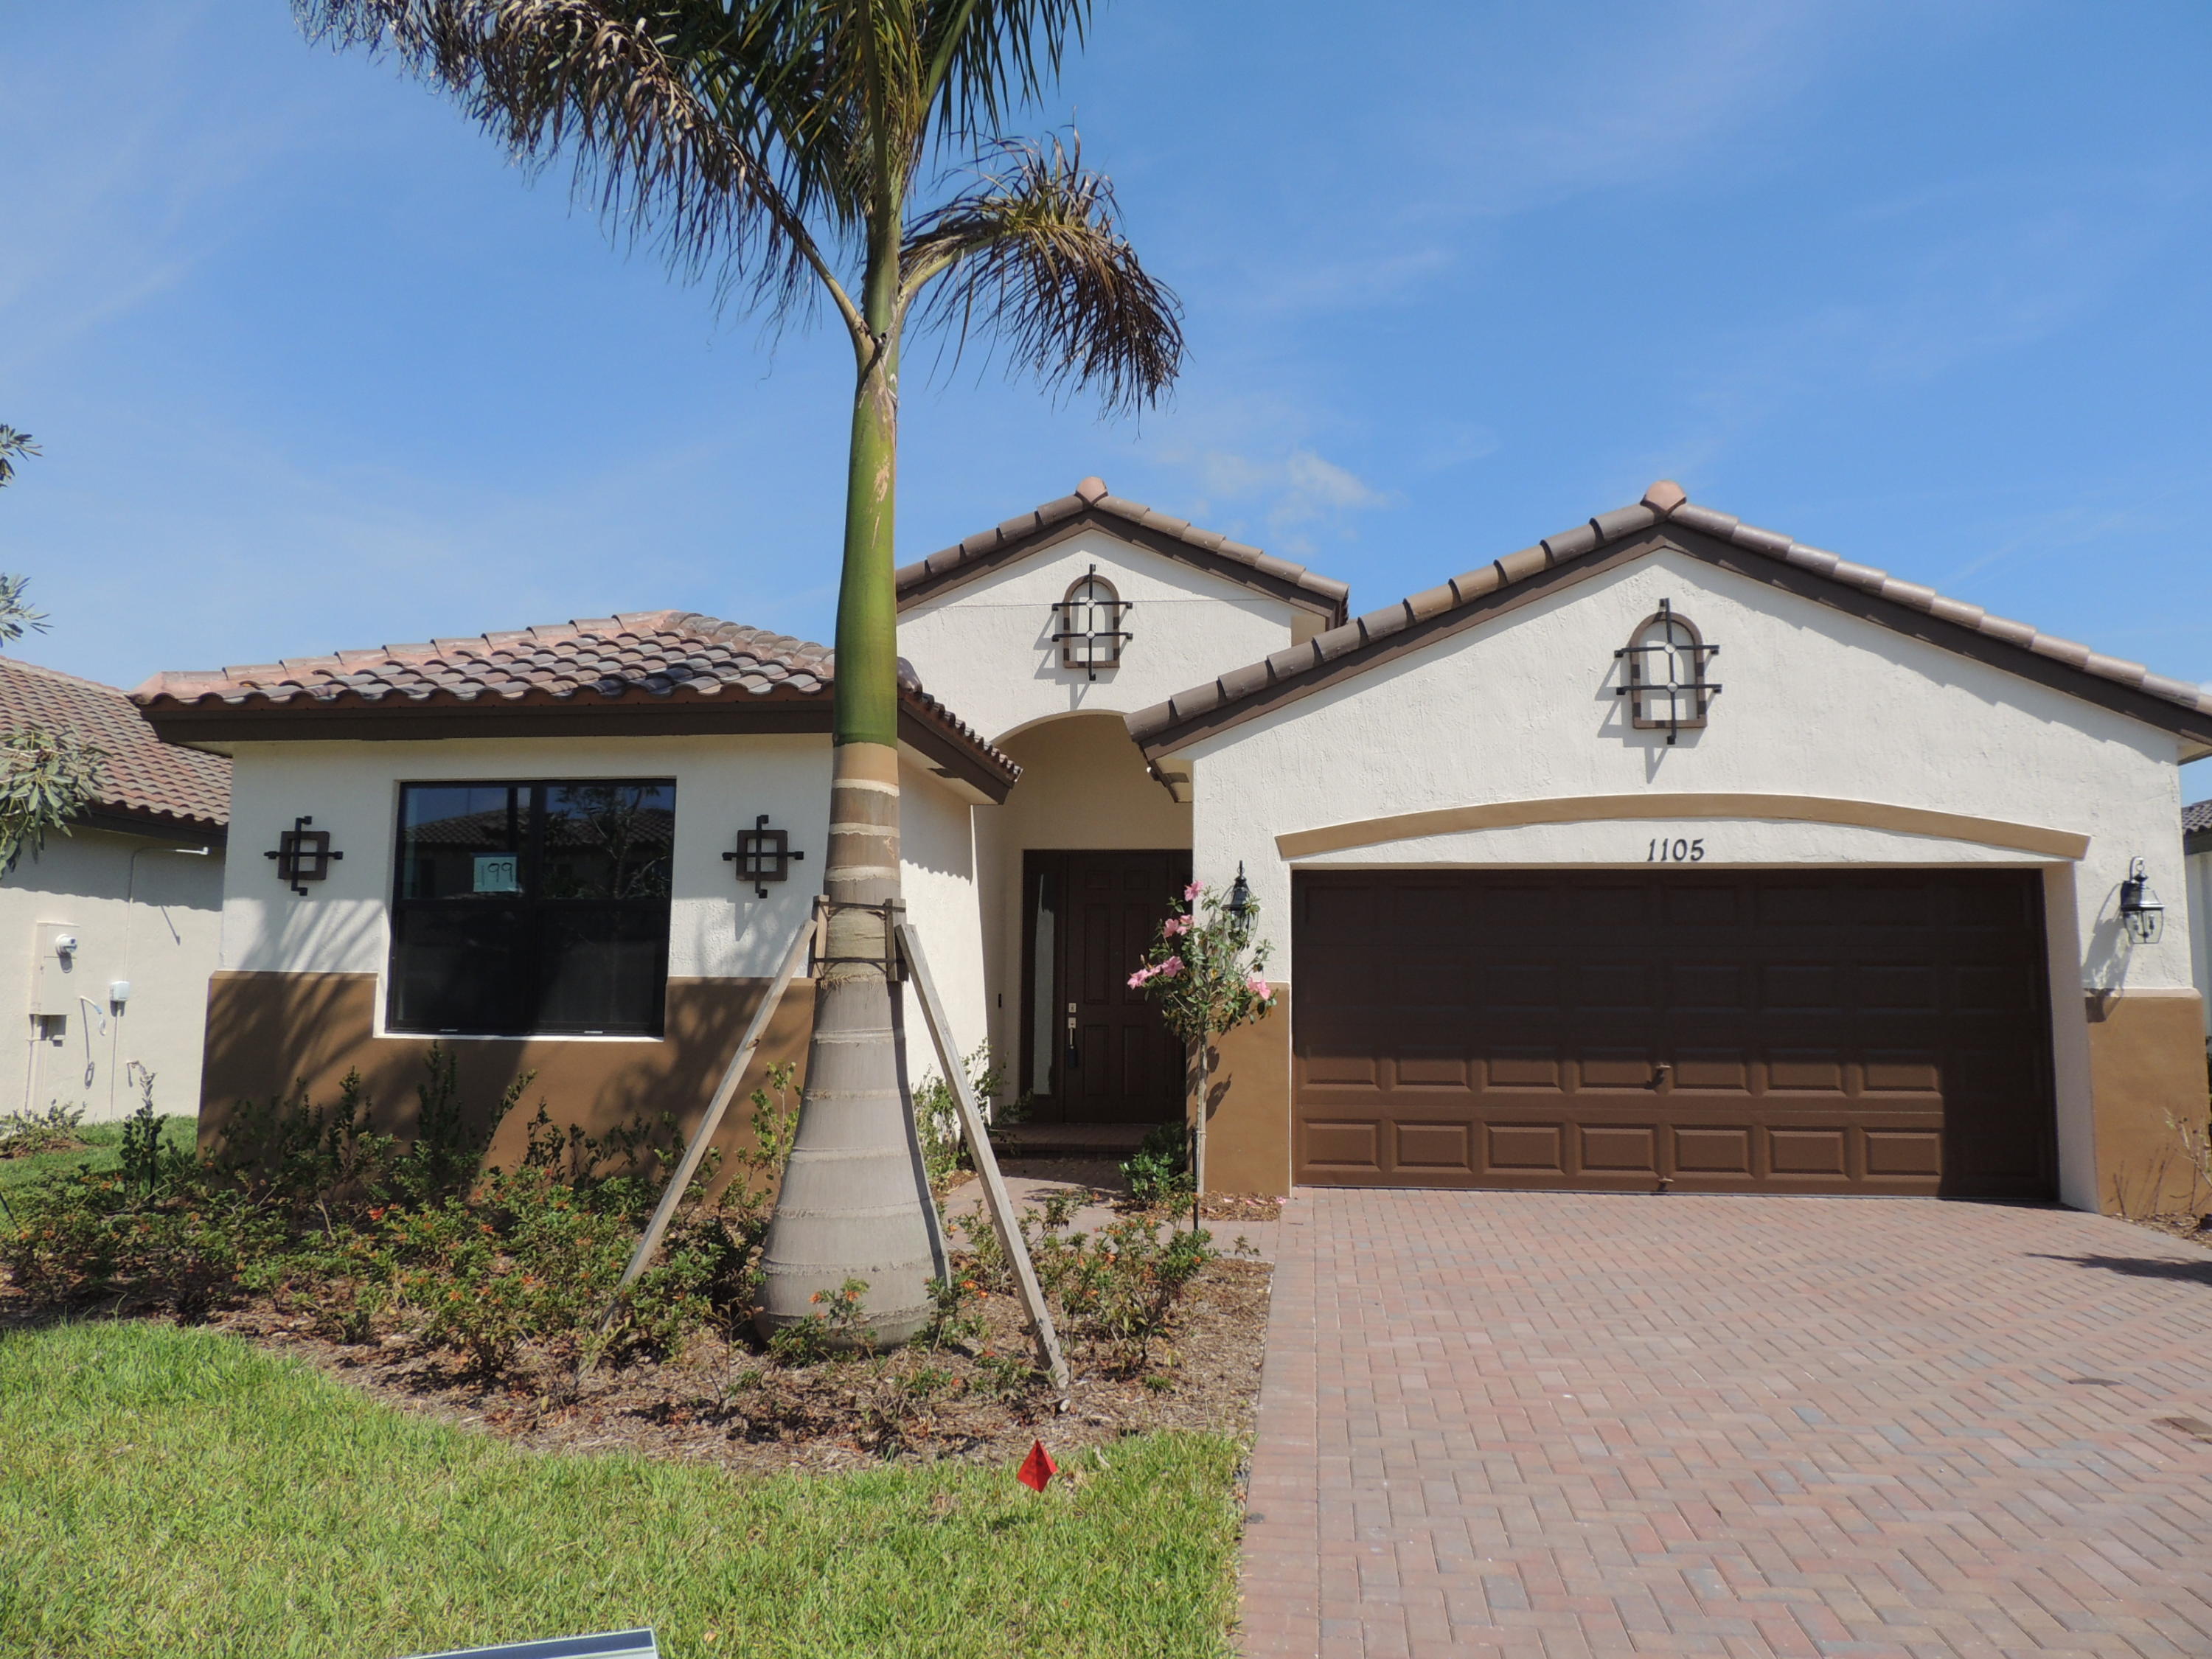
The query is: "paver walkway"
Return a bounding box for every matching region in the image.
[1241,1190,2212,1658]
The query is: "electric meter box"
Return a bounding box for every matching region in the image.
[32,923,82,1019]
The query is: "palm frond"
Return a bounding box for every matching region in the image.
[918,0,1091,145]
[902,136,1183,414]
[294,1,861,329]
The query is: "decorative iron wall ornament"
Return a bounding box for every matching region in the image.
[1615,599,1721,744]
[264,815,343,896]
[1051,566,1133,679]
[723,813,805,898]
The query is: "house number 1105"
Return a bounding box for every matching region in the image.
[1647,836,1706,862]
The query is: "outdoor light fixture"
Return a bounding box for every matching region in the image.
[1615,599,1721,744]
[2120,857,2166,944]
[1052,565,1133,680]
[1225,863,1254,933]
[724,814,805,899]
[265,815,342,897]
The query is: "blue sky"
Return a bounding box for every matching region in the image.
[7,0,2212,765]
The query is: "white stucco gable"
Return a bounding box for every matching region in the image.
[895,477,1348,745]
[1169,546,2195,993]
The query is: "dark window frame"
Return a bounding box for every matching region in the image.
[385,777,676,1039]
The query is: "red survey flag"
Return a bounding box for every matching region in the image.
[1017,1440,1057,1492]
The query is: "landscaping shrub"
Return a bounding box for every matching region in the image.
[1119,1120,1194,1208]
[1,1051,808,1375]
[0,1100,86,1158]
[912,1042,1004,1193]
[2,1048,1229,1411]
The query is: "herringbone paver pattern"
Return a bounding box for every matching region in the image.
[1241,1191,2212,1658]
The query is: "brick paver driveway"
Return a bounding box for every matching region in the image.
[1240,1191,2212,1658]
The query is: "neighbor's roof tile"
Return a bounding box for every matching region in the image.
[0,656,229,830]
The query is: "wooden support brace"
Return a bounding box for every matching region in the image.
[894,921,1071,1394]
[587,902,819,1356]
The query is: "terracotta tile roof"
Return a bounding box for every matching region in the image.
[2185,799,2212,836]
[895,476,1352,621]
[1130,480,2212,754]
[131,610,1017,790]
[0,655,229,831]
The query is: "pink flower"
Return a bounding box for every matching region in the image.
[1158,955,1185,979]
[1161,915,1189,937]
[1246,973,1271,998]
[1184,882,1203,902]
[1127,964,1157,989]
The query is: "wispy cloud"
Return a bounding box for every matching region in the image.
[1148,443,1391,554]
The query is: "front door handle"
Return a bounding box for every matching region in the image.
[1065,1004,1079,1069]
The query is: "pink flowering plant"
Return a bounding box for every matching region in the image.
[1127,879,1278,1047]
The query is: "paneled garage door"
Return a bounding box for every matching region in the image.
[1293,869,2056,1198]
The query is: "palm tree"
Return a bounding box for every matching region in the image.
[295,1,1185,1344]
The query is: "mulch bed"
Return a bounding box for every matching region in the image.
[2119,1211,2212,1248]
[173,1255,1271,1477]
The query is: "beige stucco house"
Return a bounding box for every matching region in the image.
[137,478,2212,1211]
[1,656,228,1121]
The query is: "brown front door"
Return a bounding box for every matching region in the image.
[1293,869,2056,1198]
[1023,849,1190,1123]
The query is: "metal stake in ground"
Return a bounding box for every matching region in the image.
[894,920,1071,1394]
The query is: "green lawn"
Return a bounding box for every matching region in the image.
[0,1321,1244,1658]
[0,1114,197,1197]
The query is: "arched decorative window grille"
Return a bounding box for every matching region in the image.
[1052,566,1132,679]
[1615,599,1720,743]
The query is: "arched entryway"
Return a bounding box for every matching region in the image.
[977,712,1191,1139]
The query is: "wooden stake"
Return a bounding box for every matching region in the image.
[894,920,1071,1394]
[588,903,818,1352]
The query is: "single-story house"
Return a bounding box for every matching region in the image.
[136,478,2211,1212]
[1,655,228,1121]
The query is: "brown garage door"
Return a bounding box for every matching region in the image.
[1293,869,2056,1198]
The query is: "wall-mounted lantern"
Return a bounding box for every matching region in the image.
[1052,566,1133,681]
[265,815,343,897]
[2120,857,2166,943]
[724,814,805,898]
[1615,599,1721,745]
[1225,862,1254,936]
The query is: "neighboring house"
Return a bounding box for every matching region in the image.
[0,656,228,1121]
[138,477,2212,1214]
[2184,799,2212,1038]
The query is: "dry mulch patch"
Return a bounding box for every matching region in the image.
[2119,1210,2212,1249]
[173,1253,1270,1477]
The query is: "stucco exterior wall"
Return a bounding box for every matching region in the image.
[896,752,987,1079]
[1168,549,2197,1209]
[223,733,834,988]
[0,827,223,1122]
[898,529,1302,746]
[207,731,990,1133]
[2186,844,2212,1036]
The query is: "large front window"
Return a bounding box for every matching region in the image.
[387,779,676,1037]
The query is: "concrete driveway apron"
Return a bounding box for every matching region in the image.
[1239,1189,2212,1658]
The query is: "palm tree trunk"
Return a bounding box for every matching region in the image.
[757,276,945,1348]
